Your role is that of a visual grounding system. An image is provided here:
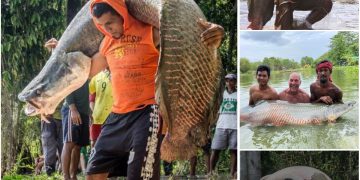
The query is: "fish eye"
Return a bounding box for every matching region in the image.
[36,89,41,95]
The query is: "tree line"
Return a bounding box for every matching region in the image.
[240,31,359,73]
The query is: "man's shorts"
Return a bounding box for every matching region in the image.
[90,124,102,141]
[61,106,90,147]
[211,128,237,150]
[86,105,161,180]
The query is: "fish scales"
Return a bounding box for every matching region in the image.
[241,100,356,126]
[157,0,223,161]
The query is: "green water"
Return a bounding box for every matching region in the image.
[240,67,359,149]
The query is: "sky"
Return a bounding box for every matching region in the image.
[239,31,338,62]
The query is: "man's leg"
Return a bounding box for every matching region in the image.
[62,142,76,180]
[209,128,227,174]
[189,156,197,176]
[203,149,211,174]
[228,129,237,179]
[230,150,237,178]
[41,119,58,176]
[127,105,160,180]
[86,173,109,180]
[274,0,294,29]
[70,145,81,180]
[296,0,333,24]
[210,150,221,173]
[55,119,63,173]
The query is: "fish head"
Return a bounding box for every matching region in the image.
[326,101,356,122]
[18,51,91,116]
[247,0,274,30]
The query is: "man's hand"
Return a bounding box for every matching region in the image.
[197,18,224,49]
[69,104,82,125]
[44,38,58,52]
[319,96,333,105]
[40,114,51,123]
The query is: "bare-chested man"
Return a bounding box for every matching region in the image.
[279,72,310,103]
[310,60,343,104]
[249,65,279,106]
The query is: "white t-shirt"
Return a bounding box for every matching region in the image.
[216,90,237,130]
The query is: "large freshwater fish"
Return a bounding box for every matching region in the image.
[261,166,331,180]
[241,100,356,126]
[18,0,223,161]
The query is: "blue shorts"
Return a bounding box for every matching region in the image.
[61,106,90,147]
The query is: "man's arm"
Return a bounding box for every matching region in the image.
[310,84,333,104]
[45,38,108,79]
[152,27,160,48]
[89,52,108,78]
[249,87,255,106]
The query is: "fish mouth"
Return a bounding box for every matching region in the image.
[24,100,41,116]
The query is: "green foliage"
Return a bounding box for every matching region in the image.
[300,56,314,67]
[196,0,237,74]
[323,32,358,66]
[240,58,251,73]
[261,151,359,180]
[1,0,66,173]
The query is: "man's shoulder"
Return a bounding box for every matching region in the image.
[278,88,288,96]
[249,84,258,92]
[268,86,278,94]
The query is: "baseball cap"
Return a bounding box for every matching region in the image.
[225,73,236,79]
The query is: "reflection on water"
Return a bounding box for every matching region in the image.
[240,68,359,149]
[240,1,359,30]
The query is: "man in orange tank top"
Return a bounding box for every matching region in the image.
[85,1,224,179]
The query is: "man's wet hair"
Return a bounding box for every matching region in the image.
[256,65,271,77]
[93,3,119,18]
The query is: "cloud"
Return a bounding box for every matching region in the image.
[241,31,289,46]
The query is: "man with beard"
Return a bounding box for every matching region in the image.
[279,72,310,103]
[310,60,343,104]
[249,65,279,106]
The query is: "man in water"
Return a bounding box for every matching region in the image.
[247,0,333,30]
[249,65,278,106]
[279,72,310,103]
[310,60,343,104]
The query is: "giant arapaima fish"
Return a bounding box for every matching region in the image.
[18,0,224,161]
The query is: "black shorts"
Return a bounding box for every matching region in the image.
[86,105,161,180]
[61,106,90,147]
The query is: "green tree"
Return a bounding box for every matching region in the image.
[328,32,359,66]
[240,58,251,73]
[300,56,314,67]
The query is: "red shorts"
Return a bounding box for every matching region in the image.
[90,124,102,141]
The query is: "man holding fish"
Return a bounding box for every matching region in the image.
[84,0,224,179]
[310,60,343,104]
[249,65,279,106]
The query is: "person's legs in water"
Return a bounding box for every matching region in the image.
[275,0,333,29]
[274,0,295,29]
[295,0,333,26]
